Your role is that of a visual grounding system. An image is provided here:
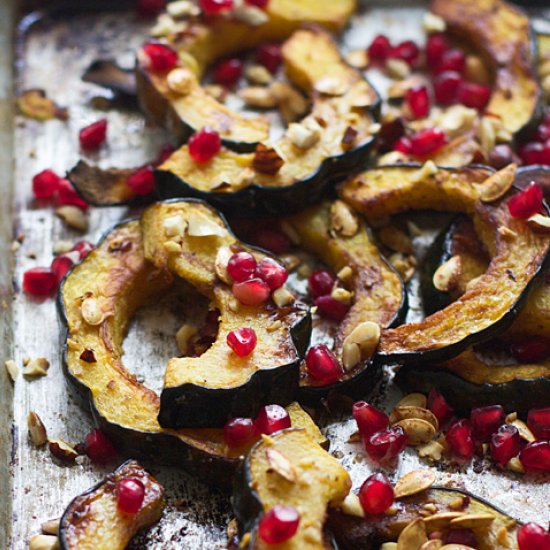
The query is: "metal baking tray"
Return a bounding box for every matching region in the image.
[3,1,550,548]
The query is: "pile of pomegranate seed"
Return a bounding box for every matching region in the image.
[358,472,394,515]
[507,182,543,219]
[213,58,243,88]
[126,165,156,196]
[79,119,108,152]
[32,170,88,211]
[517,522,550,550]
[84,428,117,464]
[116,477,145,514]
[305,344,342,383]
[227,327,257,357]
[142,42,179,73]
[188,127,222,163]
[258,505,300,544]
[256,43,282,74]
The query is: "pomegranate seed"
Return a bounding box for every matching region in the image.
[489,144,520,169]
[457,81,491,111]
[363,426,407,463]
[227,327,257,357]
[378,118,405,152]
[394,136,412,154]
[405,85,430,119]
[142,42,178,72]
[199,0,233,14]
[255,404,291,435]
[409,128,447,156]
[188,127,221,163]
[136,0,166,16]
[520,142,544,165]
[517,523,550,550]
[367,35,392,64]
[127,165,155,195]
[32,169,62,200]
[223,417,257,447]
[358,473,394,515]
[511,337,550,363]
[314,295,350,322]
[232,278,270,306]
[51,254,74,286]
[470,405,505,441]
[156,143,175,165]
[435,48,465,74]
[72,240,94,259]
[255,228,290,254]
[527,408,550,440]
[257,43,282,74]
[433,71,462,105]
[55,179,89,211]
[258,505,300,544]
[428,389,454,425]
[352,401,389,438]
[116,477,145,514]
[520,440,550,471]
[491,424,520,466]
[308,270,335,298]
[305,344,342,383]
[540,140,550,165]
[426,33,450,67]
[23,267,56,296]
[389,40,420,67]
[446,419,474,460]
[79,119,107,152]
[532,124,550,143]
[444,529,478,547]
[227,252,257,282]
[213,58,242,88]
[507,183,543,219]
[257,258,288,290]
[84,429,116,464]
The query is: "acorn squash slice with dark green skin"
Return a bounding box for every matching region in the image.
[154,28,380,216]
[339,163,550,365]
[59,460,164,550]
[431,0,543,140]
[141,200,311,428]
[58,217,323,484]
[329,486,521,549]
[282,201,406,401]
[233,428,351,550]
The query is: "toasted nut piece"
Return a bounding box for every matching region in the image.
[386,58,411,80]
[167,0,200,17]
[52,240,73,255]
[340,493,365,518]
[397,518,428,550]
[272,287,295,308]
[187,212,225,237]
[396,418,436,446]
[164,241,182,253]
[345,49,369,69]
[379,226,413,254]
[527,213,550,234]
[23,358,50,379]
[55,205,88,232]
[233,4,269,25]
[167,68,195,95]
[280,254,301,271]
[27,411,48,446]
[267,320,282,332]
[266,449,297,482]
[331,287,352,305]
[41,518,60,536]
[417,440,445,461]
[420,541,443,550]
[270,82,308,123]
[49,439,78,462]
[507,418,535,443]
[437,106,477,138]
[342,341,361,371]
[422,12,446,33]
[478,117,496,155]
[450,513,495,529]
[5,359,18,382]
[238,86,278,108]
[215,245,233,285]
[341,321,380,371]
[245,64,272,85]
[394,406,439,431]
[387,76,426,101]
[394,469,436,499]
[81,297,104,326]
[390,253,416,282]
[150,14,181,38]
[478,164,516,202]
[337,265,353,283]
[433,255,461,292]
[176,324,198,356]
[505,411,518,423]
[413,160,438,182]
[423,512,464,530]
[507,456,525,473]
[331,200,359,237]
[29,534,59,550]
[395,393,427,409]
[287,120,321,149]
[253,144,284,175]
[314,76,349,96]
[204,84,227,102]
[465,55,490,85]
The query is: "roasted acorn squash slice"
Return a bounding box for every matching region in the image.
[340,163,550,364]
[141,200,311,428]
[233,428,351,550]
[329,487,520,549]
[59,218,323,482]
[431,0,542,139]
[59,460,164,550]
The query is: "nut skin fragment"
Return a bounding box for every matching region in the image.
[48,439,78,463]
[27,411,48,447]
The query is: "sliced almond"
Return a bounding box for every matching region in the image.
[266,448,297,482]
[23,357,50,379]
[450,513,495,529]
[27,411,48,446]
[394,406,439,431]
[55,205,88,232]
[49,439,78,462]
[342,321,380,371]
[477,164,516,202]
[527,213,550,234]
[422,512,464,530]
[29,534,59,550]
[433,256,461,292]
[340,492,365,518]
[395,418,436,446]
[4,359,18,382]
[394,469,436,499]
[330,200,359,237]
[395,393,427,409]
[417,440,445,462]
[215,245,234,285]
[81,297,104,326]
[397,518,428,550]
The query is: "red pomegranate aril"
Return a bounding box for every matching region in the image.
[358,473,394,515]
[72,240,94,259]
[491,424,520,466]
[541,140,550,166]
[188,127,221,163]
[470,405,505,441]
[409,128,447,156]
[520,440,550,471]
[389,40,420,67]
[308,270,336,298]
[258,505,300,544]
[378,117,405,152]
[507,182,543,219]
[428,389,454,425]
[156,144,175,165]
[126,165,155,195]
[532,124,550,143]
[200,0,233,14]
[314,295,350,322]
[520,142,545,165]
[394,136,412,154]
[444,529,478,547]
[116,477,145,514]
[457,81,491,111]
[142,42,178,72]
[257,258,288,290]
[426,32,450,67]
[446,419,475,460]
[84,428,117,464]
[305,344,342,383]
[213,58,243,88]
[32,169,62,200]
[363,426,408,463]
[511,337,550,363]
[527,407,550,440]
[227,252,257,282]
[245,0,269,8]
[227,327,257,357]
[136,0,166,16]
[223,417,258,447]
[55,178,89,211]
[23,267,56,296]
[367,34,392,64]
[435,48,465,74]
[255,228,290,254]
[405,85,430,119]
[51,254,74,285]
[517,522,550,550]
[352,401,389,438]
[255,404,291,435]
[79,119,108,152]
[233,278,270,306]
[257,43,282,74]
[433,71,462,105]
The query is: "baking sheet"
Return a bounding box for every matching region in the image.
[4,2,550,548]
